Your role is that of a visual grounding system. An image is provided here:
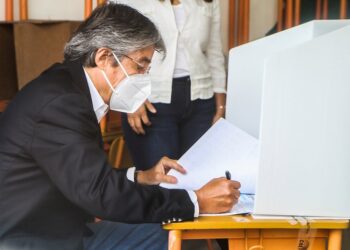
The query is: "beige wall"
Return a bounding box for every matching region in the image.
[250,0,278,41]
[0,0,89,21]
[220,0,230,53]
[220,0,278,53]
[0,0,277,52]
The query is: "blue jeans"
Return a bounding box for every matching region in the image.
[84,221,168,250]
[122,76,216,170]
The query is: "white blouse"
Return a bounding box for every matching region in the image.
[116,0,227,103]
[172,3,190,78]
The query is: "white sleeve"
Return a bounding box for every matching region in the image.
[127,167,199,217]
[186,190,199,217]
[126,167,136,182]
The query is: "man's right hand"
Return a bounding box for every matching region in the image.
[195,178,241,214]
[127,100,156,135]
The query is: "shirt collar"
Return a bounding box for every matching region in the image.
[83,68,109,123]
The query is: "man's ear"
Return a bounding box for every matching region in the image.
[94,48,112,69]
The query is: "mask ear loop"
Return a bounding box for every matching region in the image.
[100,52,129,93]
[100,69,117,93]
[112,52,130,79]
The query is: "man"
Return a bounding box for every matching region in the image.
[0,3,240,250]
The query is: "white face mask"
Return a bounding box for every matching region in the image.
[101,53,151,113]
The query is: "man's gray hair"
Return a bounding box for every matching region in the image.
[64,2,165,66]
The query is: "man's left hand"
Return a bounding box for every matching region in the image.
[136,157,186,185]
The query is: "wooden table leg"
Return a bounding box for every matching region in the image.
[285,0,293,28]
[328,229,342,250]
[242,0,250,44]
[316,0,322,19]
[340,0,347,19]
[0,100,10,113]
[19,0,28,21]
[228,239,236,249]
[85,0,93,18]
[322,0,328,19]
[97,0,106,5]
[277,0,284,31]
[294,0,301,26]
[229,0,236,48]
[5,0,14,21]
[168,230,182,250]
[238,0,245,45]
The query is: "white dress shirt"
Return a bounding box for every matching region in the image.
[83,68,199,218]
[84,69,109,123]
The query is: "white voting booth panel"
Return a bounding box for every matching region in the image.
[226,20,350,139]
[251,23,350,218]
[162,20,350,218]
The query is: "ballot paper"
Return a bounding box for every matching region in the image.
[160,118,259,215]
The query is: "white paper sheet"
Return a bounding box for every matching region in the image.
[161,118,259,195]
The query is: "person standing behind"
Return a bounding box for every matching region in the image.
[116,0,227,170]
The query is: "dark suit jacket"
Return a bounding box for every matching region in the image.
[0,60,194,250]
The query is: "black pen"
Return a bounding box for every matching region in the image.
[225,170,231,180]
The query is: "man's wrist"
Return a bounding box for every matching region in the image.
[187,190,199,217]
[126,167,143,184]
[134,170,142,183]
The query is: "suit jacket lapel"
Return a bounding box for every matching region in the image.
[180,0,190,33]
[65,59,92,103]
[64,59,104,148]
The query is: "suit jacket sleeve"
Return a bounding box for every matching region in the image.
[30,93,194,223]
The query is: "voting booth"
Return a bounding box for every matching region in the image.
[226,20,350,218]
[163,20,350,219]
[161,20,350,250]
[226,20,350,139]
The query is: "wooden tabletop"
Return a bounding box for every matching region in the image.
[163,215,349,230]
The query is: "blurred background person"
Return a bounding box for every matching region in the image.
[116,0,227,171]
